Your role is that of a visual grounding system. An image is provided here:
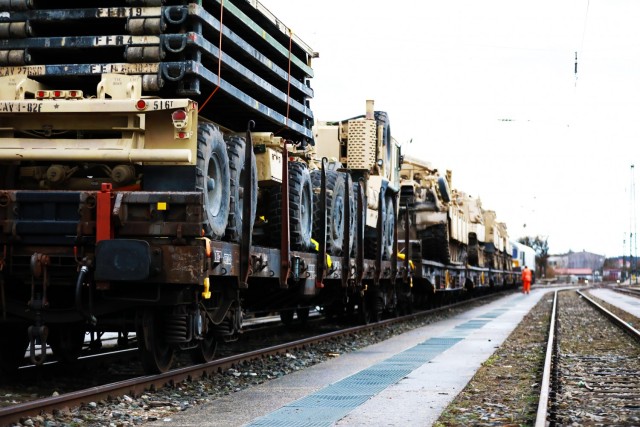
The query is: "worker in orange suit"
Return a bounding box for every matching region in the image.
[522,265,532,294]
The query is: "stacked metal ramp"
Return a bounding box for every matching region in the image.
[0,0,316,141]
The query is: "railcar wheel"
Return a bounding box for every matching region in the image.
[197,124,230,239]
[358,295,371,325]
[136,310,175,374]
[0,325,28,379]
[192,320,218,364]
[280,309,294,325]
[225,136,258,243]
[48,325,86,364]
[296,306,310,325]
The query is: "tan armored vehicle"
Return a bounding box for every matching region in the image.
[483,210,511,270]
[398,156,470,264]
[313,100,401,260]
[459,193,485,267]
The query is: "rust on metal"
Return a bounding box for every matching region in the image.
[390,191,398,284]
[96,183,113,242]
[239,121,255,289]
[280,145,290,288]
[316,158,327,289]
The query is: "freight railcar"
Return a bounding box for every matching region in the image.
[0,0,518,375]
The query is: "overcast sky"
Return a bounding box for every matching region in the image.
[265,0,640,258]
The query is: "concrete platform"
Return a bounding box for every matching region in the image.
[147,289,549,427]
[588,287,640,317]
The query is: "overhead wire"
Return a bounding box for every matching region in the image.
[575,0,590,85]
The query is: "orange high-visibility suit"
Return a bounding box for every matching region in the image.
[522,266,532,294]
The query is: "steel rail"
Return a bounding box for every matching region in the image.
[577,289,640,343]
[535,288,640,426]
[534,289,557,427]
[612,286,640,299]
[0,292,506,426]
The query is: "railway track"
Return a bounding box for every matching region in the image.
[536,289,640,426]
[0,312,326,413]
[613,285,640,299]
[0,293,503,426]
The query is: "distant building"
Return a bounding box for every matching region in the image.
[602,256,634,282]
[548,250,605,283]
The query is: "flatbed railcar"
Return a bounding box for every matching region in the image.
[0,0,518,376]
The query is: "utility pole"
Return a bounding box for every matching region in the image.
[631,165,637,284]
[622,235,626,283]
[631,165,638,285]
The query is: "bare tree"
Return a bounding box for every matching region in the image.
[518,236,549,278]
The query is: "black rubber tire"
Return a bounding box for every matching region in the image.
[382,194,395,260]
[269,162,313,251]
[437,176,451,203]
[225,136,258,243]
[310,170,355,256]
[197,124,230,239]
[349,182,358,257]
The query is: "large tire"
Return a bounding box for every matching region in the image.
[225,136,258,243]
[382,194,395,260]
[197,124,230,239]
[364,189,393,260]
[269,162,314,251]
[311,170,355,256]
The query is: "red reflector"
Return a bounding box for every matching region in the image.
[136,99,147,110]
[53,90,62,98]
[36,90,46,98]
[172,110,188,121]
[69,90,77,98]
[178,132,187,139]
